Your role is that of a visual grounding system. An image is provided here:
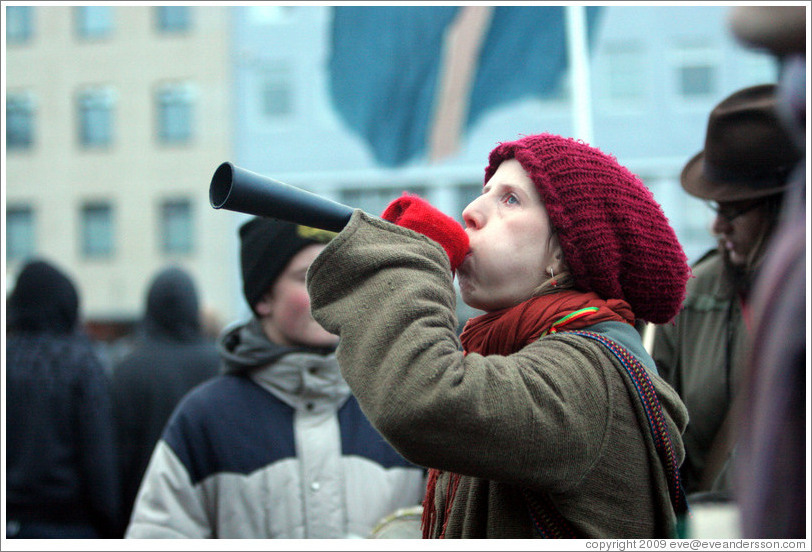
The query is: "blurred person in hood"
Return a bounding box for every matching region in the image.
[6,259,120,538]
[111,266,219,535]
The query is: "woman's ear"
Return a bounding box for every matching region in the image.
[549,233,568,273]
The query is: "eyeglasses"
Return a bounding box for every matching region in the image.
[706,200,762,223]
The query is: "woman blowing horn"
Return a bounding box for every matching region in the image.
[307,133,692,538]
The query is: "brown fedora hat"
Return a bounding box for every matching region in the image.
[681,84,800,201]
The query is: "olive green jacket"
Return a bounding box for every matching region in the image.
[308,211,688,538]
[651,249,748,495]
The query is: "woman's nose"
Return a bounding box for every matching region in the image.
[462,200,483,230]
[711,213,731,236]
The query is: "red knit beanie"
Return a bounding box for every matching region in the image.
[485,133,690,324]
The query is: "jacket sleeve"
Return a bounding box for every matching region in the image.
[307,211,611,494]
[650,316,682,394]
[73,341,121,537]
[652,249,720,394]
[125,441,212,538]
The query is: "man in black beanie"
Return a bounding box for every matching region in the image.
[126,217,426,538]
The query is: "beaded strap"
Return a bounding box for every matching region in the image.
[523,488,578,538]
[566,330,686,515]
[524,330,686,538]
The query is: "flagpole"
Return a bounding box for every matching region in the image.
[565,5,594,144]
[428,6,494,163]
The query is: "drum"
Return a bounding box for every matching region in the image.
[368,506,424,539]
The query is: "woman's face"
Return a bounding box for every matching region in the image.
[710,199,770,266]
[458,159,564,312]
[256,243,339,348]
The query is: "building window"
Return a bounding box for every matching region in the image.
[76,6,113,39]
[6,93,34,150]
[7,206,36,261]
[341,186,427,219]
[678,65,715,97]
[81,203,114,258]
[673,43,718,100]
[156,6,190,33]
[157,84,195,143]
[7,6,33,44]
[78,88,115,147]
[161,199,193,254]
[261,66,293,118]
[604,42,646,101]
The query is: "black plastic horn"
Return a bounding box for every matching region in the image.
[210,162,355,232]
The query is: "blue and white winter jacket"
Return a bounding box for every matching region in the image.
[125,318,425,538]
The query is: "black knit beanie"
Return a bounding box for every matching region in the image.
[240,217,336,314]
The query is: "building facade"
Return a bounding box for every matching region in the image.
[5,5,779,340]
[6,5,233,341]
[231,6,777,257]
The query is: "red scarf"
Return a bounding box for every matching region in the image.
[421,290,635,538]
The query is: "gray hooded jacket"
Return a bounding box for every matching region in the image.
[126,318,425,538]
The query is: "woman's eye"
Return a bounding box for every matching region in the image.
[502,193,519,205]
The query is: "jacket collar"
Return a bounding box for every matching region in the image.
[219,317,349,411]
[251,351,350,412]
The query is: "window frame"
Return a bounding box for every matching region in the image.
[80,202,115,258]
[6,205,36,261]
[155,6,191,33]
[156,83,196,144]
[75,5,114,39]
[77,87,116,148]
[602,41,648,103]
[160,198,194,255]
[340,185,428,219]
[670,42,721,103]
[6,6,34,44]
[259,64,295,120]
[6,92,35,150]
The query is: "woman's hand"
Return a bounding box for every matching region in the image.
[382,194,470,272]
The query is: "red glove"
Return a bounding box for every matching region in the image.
[381,193,469,272]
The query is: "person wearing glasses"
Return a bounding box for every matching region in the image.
[650,84,801,500]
